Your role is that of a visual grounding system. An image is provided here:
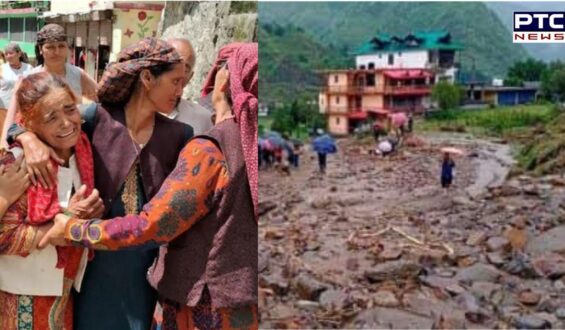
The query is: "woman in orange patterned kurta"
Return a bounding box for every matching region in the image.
[41,43,259,330]
[0,72,101,330]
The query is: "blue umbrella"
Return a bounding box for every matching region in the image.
[264,131,285,148]
[312,134,337,154]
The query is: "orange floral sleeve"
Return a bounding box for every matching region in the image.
[64,138,229,250]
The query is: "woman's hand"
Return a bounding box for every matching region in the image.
[67,185,104,219]
[0,156,30,206]
[37,213,70,249]
[17,132,64,189]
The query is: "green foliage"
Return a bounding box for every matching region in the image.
[421,105,557,136]
[431,82,464,111]
[505,58,547,87]
[259,23,350,103]
[516,108,565,175]
[269,95,326,139]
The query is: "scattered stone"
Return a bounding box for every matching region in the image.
[456,292,490,323]
[527,225,565,255]
[419,275,458,290]
[310,196,332,209]
[555,279,565,291]
[514,315,551,329]
[470,281,501,300]
[293,273,328,301]
[518,290,542,305]
[259,273,290,296]
[349,307,434,329]
[504,253,539,278]
[445,284,467,295]
[296,300,320,311]
[556,308,565,319]
[259,200,277,216]
[379,245,403,260]
[365,260,423,283]
[346,257,359,271]
[458,256,478,267]
[433,313,467,330]
[259,252,269,273]
[532,254,565,279]
[455,263,504,283]
[487,252,506,266]
[373,290,400,307]
[486,236,510,252]
[319,289,351,310]
[467,231,488,246]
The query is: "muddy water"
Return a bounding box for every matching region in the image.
[260,133,565,329]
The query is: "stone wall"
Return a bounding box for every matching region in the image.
[158,1,257,101]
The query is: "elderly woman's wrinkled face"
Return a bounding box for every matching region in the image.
[41,41,68,66]
[147,63,185,114]
[27,88,81,152]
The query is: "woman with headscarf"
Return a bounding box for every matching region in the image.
[1,23,98,149]
[10,38,193,329]
[41,43,258,330]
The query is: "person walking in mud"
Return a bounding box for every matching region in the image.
[441,152,456,191]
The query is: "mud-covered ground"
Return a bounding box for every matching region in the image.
[259,132,565,329]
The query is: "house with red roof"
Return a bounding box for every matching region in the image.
[319,31,463,135]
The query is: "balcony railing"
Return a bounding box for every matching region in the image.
[383,85,432,95]
[325,105,350,114]
[323,85,382,94]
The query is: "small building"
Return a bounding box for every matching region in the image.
[0,1,49,63]
[465,83,539,107]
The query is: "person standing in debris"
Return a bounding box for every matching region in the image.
[293,142,302,168]
[318,150,328,174]
[164,38,213,135]
[441,152,456,190]
[407,112,414,133]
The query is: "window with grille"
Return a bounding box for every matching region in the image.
[10,18,24,42]
[24,17,37,42]
[0,18,8,40]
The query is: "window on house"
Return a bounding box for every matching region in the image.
[398,52,402,57]
[368,62,375,69]
[0,18,8,39]
[10,17,24,42]
[378,54,382,59]
[336,96,340,104]
[24,17,37,42]
[336,117,341,125]
[359,65,366,70]
[366,73,375,86]
[334,75,338,83]
[388,53,394,65]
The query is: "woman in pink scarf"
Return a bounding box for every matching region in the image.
[41,43,259,330]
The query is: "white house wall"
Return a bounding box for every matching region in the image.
[356,50,429,69]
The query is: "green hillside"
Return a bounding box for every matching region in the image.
[259,2,531,103]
